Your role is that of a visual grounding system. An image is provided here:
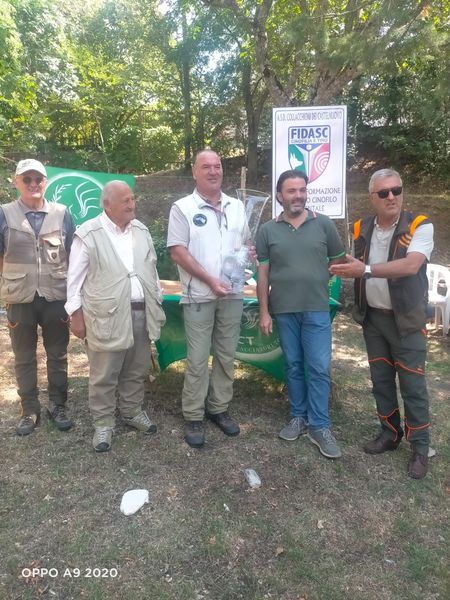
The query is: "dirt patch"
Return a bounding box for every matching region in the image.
[1,308,449,600]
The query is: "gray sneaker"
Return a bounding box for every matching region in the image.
[279,417,308,441]
[93,427,113,452]
[307,428,341,458]
[122,411,157,434]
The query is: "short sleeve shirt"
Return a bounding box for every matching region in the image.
[256,210,345,313]
[366,221,434,309]
[167,190,247,302]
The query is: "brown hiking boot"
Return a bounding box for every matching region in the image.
[408,452,428,479]
[363,434,401,455]
[16,413,40,436]
[47,405,74,431]
[184,421,205,448]
[206,411,240,436]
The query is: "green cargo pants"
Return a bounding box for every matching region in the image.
[363,308,430,455]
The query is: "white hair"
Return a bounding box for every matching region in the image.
[368,169,402,192]
[100,180,130,207]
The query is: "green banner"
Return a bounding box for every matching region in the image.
[45,166,135,226]
[156,297,286,381]
[156,278,342,382]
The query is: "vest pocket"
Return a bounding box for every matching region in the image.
[42,236,64,264]
[49,271,68,297]
[0,272,26,300]
[85,298,119,341]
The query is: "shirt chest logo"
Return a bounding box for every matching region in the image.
[193,213,207,227]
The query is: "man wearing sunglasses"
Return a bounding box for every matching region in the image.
[0,159,76,436]
[330,168,434,479]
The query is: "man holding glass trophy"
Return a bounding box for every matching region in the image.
[167,150,268,448]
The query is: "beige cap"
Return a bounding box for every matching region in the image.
[15,159,47,177]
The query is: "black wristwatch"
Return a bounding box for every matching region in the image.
[362,265,372,279]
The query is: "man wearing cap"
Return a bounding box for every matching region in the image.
[65,180,166,452]
[0,159,75,435]
[330,168,433,479]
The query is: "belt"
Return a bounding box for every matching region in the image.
[131,302,145,311]
[368,307,394,315]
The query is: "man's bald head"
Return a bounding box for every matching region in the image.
[192,149,223,203]
[101,180,136,230]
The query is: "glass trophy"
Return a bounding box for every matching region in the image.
[220,188,270,293]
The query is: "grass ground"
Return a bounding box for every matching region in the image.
[1,175,449,599]
[0,311,449,600]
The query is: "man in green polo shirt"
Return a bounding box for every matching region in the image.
[256,170,345,458]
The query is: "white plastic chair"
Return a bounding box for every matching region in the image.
[427,263,450,336]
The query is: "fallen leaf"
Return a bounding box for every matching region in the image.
[167,486,179,500]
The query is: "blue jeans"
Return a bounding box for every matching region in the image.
[275,312,331,430]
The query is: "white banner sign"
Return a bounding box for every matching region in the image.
[272,105,347,219]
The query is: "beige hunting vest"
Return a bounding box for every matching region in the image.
[0,201,68,303]
[76,216,166,352]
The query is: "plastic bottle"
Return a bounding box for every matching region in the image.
[221,247,250,294]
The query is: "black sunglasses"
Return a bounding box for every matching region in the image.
[22,175,44,185]
[372,186,403,199]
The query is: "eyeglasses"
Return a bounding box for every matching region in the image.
[22,176,44,185]
[371,186,403,199]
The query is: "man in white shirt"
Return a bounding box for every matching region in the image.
[330,168,433,479]
[66,181,166,452]
[167,150,247,448]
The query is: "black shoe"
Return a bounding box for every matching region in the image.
[16,413,40,436]
[408,451,428,479]
[363,433,401,455]
[206,411,240,437]
[47,406,74,431]
[184,421,205,448]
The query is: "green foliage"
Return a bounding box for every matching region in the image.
[349,27,450,178]
[148,217,178,280]
[109,125,182,173]
[0,0,449,180]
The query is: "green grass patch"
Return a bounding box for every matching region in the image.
[0,312,449,600]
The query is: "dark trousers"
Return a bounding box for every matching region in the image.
[363,309,430,455]
[7,296,69,416]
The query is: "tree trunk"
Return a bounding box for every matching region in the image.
[180,11,193,170]
[241,59,268,186]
